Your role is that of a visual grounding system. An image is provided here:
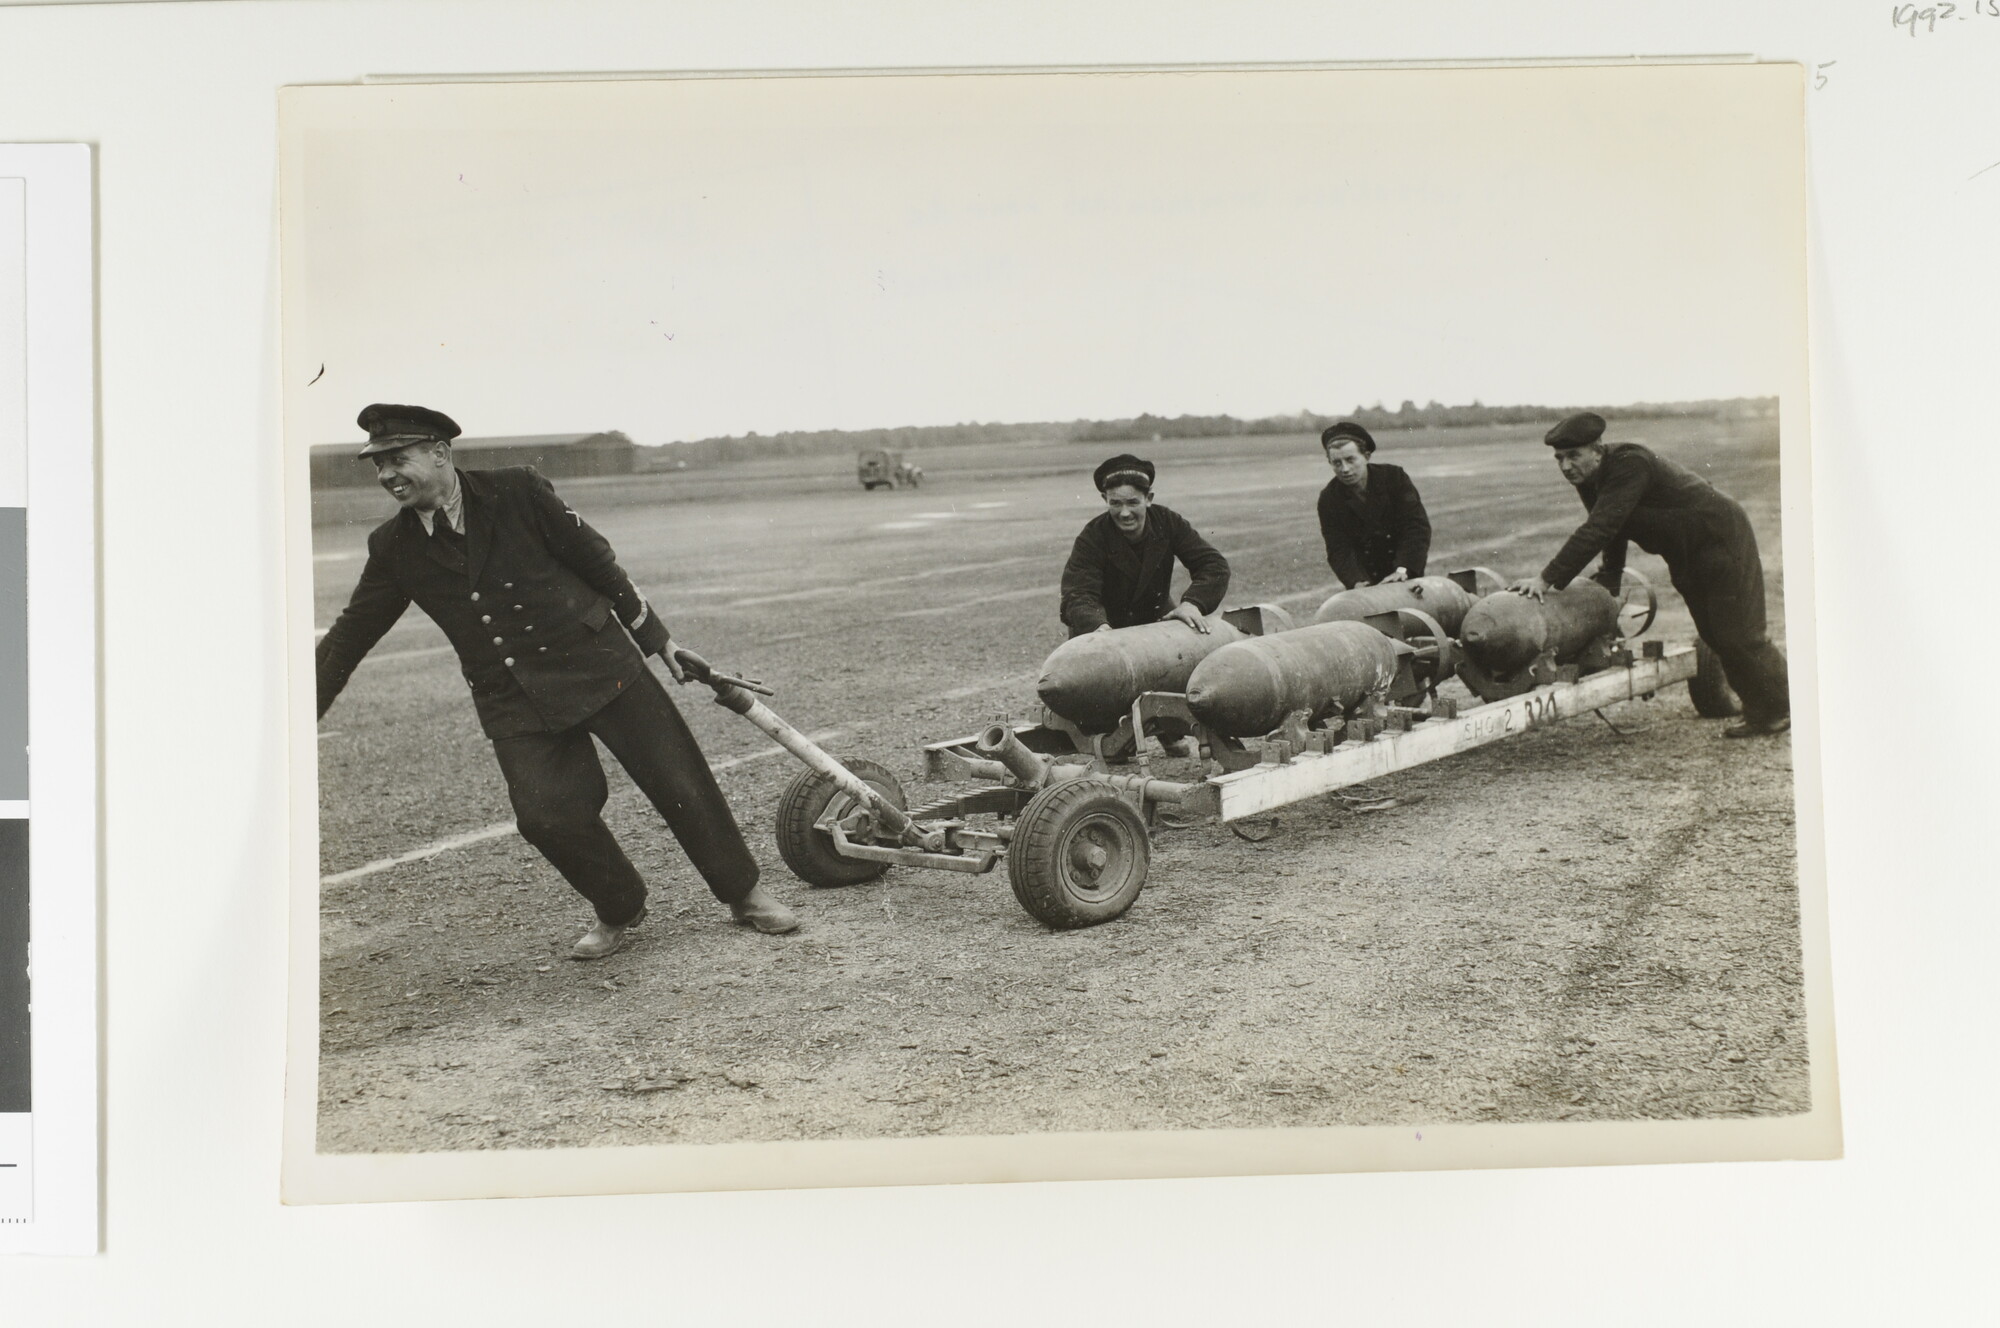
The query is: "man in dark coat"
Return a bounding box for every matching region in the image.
[1315,422,1432,589]
[1059,453,1231,638]
[1507,411,1791,738]
[316,403,798,959]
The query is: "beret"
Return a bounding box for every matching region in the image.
[1320,421,1376,455]
[1093,453,1156,493]
[1544,411,1606,449]
[356,403,462,458]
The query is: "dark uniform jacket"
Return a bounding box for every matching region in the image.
[316,467,662,740]
[1541,443,1753,590]
[1059,503,1230,637]
[1317,463,1431,589]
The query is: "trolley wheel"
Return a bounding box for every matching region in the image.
[1687,640,1742,718]
[775,757,908,888]
[1614,568,1659,639]
[1007,779,1150,929]
[1228,814,1281,843]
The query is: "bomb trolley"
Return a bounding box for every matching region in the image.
[677,619,1716,930]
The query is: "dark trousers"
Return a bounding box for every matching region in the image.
[491,671,759,924]
[1672,515,1791,725]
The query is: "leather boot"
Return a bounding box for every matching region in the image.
[571,904,646,960]
[729,884,799,934]
[1723,715,1791,739]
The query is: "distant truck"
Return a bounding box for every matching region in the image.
[857,448,923,490]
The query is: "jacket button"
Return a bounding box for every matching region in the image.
[525,625,534,632]
[538,646,548,653]
[504,657,515,666]
[513,605,523,611]
[481,614,492,624]
[470,592,480,602]
[492,636,503,645]
[503,582,514,589]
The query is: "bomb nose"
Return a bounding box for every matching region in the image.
[1460,596,1546,677]
[1185,644,1283,737]
[1036,659,1086,714]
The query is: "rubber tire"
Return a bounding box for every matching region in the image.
[1007,779,1150,929]
[1687,639,1742,718]
[775,757,907,888]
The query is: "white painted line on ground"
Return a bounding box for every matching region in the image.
[722,555,1035,609]
[1411,463,1500,479]
[319,626,1047,890]
[884,585,1045,618]
[359,645,457,665]
[971,501,1010,509]
[320,821,517,887]
[314,617,447,646]
[874,520,931,531]
[319,729,849,886]
[320,509,1540,669]
[912,511,959,520]
[937,672,1035,702]
[1271,582,1343,607]
[711,729,848,767]
[1195,480,1314,499]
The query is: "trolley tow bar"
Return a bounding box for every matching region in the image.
[669,648,933,851]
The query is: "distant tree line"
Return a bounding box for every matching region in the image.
[1072,397,1777,442]
[647,397,1776,468]
[651,420,1060,467]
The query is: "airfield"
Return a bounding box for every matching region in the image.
[310,416,1806,1153]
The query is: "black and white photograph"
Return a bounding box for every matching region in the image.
[281,64,1835,1201]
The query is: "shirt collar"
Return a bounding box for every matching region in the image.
[413,472,465,534]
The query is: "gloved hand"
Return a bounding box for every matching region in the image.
[659,638,690,683]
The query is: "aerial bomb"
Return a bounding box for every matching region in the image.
[1037,615,1246,732]
[1312,576,1477,635]
[1184,621,1404,738]
[1458,582,1621,679]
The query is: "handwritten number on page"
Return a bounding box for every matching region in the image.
[1894,1,2000,33]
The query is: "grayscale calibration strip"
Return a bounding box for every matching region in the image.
[1,145,96,1254]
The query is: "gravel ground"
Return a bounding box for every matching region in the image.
[311,417,1806,1151]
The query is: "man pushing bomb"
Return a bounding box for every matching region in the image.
[1315,421,1431,590]
[1058,453,1231,638]
[316,404,798,959]
[1507,411,1791,738]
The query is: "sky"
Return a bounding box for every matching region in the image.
[283,65,1806,447]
